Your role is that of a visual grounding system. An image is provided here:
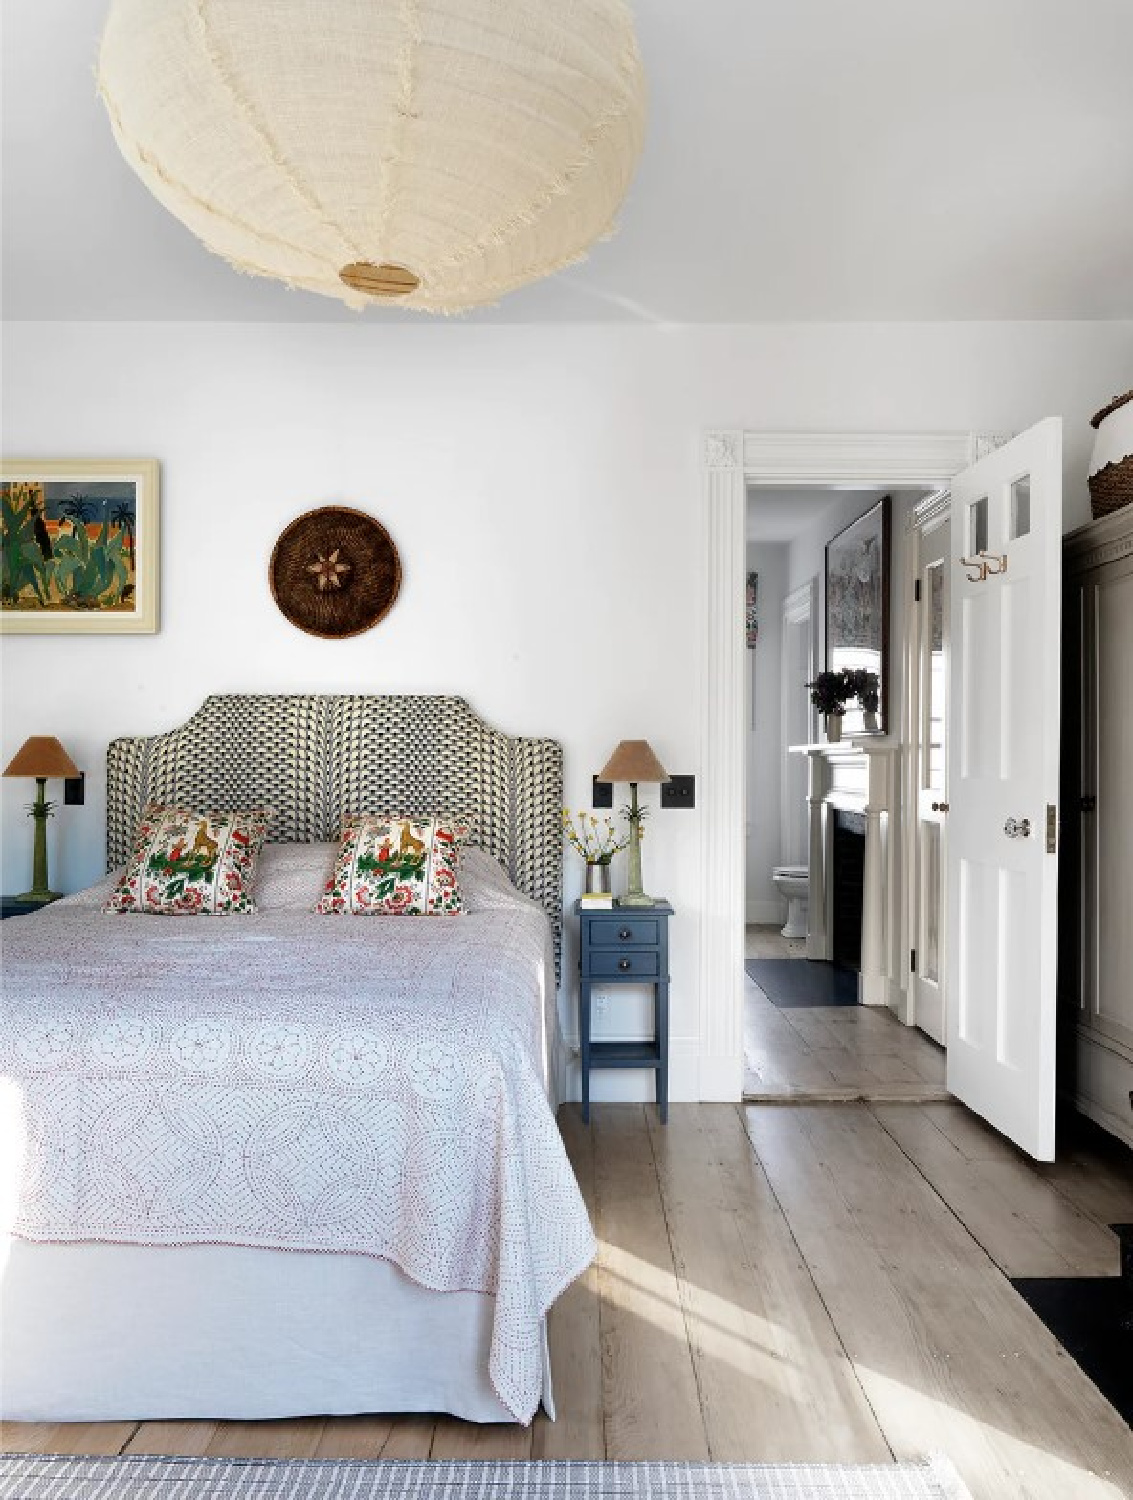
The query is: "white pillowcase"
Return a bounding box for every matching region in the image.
[254,841,339,909]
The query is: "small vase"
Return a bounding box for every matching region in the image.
[825,712,843,744]
[585,861,612,895]
[862,709,879,734]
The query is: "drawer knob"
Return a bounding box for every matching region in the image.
[618,958,631,972]
[618,927,632,941]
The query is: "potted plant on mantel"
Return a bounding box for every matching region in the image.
[843,667,881,733]
[807,670,849,743]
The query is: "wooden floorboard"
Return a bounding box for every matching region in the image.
[647,1103,891,1462]
[205,1417,326,1459]
[873,1103,1119,1277]
[591,1106,709,1460]
[743,1103,1133,1500]
[124,1421,217,1456]
[743,929,950,1101]
[3,1099,1131,1493]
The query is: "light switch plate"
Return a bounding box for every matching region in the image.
[660,774,695,809]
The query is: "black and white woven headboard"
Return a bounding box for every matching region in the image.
[106,694,564,972]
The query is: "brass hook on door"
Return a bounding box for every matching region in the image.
[979,550,1008,576]
[960,556,988,583]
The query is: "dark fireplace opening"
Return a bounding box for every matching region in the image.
[831,808,866,973]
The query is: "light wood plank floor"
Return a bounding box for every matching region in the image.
[4,1104,1132,1499]
[744,925,949,1101]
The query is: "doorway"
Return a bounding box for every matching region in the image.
[741,482,949,1100]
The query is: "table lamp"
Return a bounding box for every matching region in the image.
[3,736,80,903]
[598,739,669,907]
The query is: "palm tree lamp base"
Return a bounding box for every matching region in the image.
[596,741,671,909]
[2,743,81,906]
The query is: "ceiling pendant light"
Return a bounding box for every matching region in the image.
[97,0,646,313]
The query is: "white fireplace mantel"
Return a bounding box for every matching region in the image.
[790,739,900,1005]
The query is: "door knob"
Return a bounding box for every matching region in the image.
[1004,817,1032,839]
[931,801,949,813]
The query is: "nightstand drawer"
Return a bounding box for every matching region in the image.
[588,948,660,979]
[587,917,659,948]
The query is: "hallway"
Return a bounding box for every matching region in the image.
[743,924,948,1100]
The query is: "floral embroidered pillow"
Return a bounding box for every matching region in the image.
[105,804,271,915]
[315,815,468,916]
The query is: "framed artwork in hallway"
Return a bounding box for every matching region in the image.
[825,495,890,734]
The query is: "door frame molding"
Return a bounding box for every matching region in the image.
[900,490,951,1028]
[699,429,1008,1100]
[780,578,820,871]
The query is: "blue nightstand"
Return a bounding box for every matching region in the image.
[575,898,672,1124]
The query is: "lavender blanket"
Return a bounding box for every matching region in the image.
[0,851,594,1422]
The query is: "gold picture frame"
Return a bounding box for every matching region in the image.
[1,458,160,634]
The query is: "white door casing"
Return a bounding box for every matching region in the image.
[945,418,1062,1160]
[700,430,1006,1102]
[914,513,950,1045]
[780,579,819,869]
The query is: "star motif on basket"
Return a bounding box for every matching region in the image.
[306,549,351,592]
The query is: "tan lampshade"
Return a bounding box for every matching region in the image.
[599,740,670,785]
[3,736,80,779]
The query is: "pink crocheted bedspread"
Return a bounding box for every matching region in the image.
[0,854,594,1423]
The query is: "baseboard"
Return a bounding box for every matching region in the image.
[745,899,785,926]
[698,1050,744,1102]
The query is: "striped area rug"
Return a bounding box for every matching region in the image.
[0,1455,973,1500]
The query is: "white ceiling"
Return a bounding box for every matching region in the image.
[4,0,1133,323]
[747,487,878,543]
[745,486,930,542]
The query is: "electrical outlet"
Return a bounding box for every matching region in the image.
[594,992,609,1018]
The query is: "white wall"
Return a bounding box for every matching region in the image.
[745,542,787,923]
[3,318,1130,1100]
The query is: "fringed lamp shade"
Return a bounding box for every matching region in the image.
[98,0,647,313]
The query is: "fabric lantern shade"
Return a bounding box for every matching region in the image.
[98,0,647,314]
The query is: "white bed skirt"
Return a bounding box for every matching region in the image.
[0,1238,553,1424]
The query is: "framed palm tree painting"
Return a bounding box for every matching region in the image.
[0,459,159,633]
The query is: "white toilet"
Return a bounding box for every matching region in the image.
[772,865,809,939]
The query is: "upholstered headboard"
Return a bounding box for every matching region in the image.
[106,694,564,972]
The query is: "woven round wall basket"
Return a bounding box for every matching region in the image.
[269,506,401,639]
[1088,390,1133,520]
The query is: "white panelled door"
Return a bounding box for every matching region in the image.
[946,419,1062,1161]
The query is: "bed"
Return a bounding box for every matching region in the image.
[0,694,592,1426]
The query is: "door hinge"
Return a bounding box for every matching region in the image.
[914,580,922,602]
[1046,803,1057,854]
[910,948,917,973]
